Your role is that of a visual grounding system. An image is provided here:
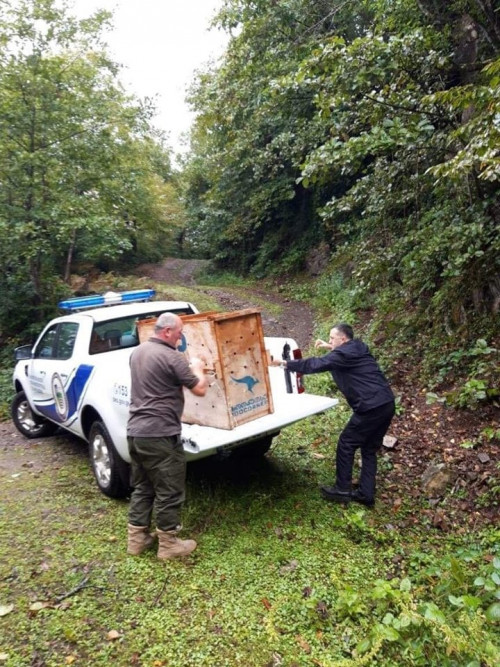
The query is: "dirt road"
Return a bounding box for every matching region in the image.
[135,257,317,350]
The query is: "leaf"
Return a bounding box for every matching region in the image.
[460,595,482,610]
[29,601,49,611]
[400,578,412,592]
[423,602,446,623]
[295,635,311,653]
[392,497,402,511]
[0,604,14,617]
[107,630,122,640]
[356,638,371,654]
[448,595,464,607]
[261,598,272,610]
[485,602,500,623]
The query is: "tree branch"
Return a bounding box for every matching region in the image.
[54,575,91,602]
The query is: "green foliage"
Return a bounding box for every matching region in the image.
[0,0,178,340]
[0,367,13,421]
[183,0,342,271]
[182,0,499,394]
[425,339,499,408]
[311,271,366,323]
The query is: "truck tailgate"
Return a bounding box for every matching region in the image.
[181,392,338,458]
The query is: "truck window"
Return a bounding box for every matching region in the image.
[56,322,79,359]
[89,307,196,354]
[34,322,79,360]
[34,326,58,359]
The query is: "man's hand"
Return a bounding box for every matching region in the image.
[189,356,206,371]
[268,358,288,368]
[189,356,208,396]
[315,339,333,350]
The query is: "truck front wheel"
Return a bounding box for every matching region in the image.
[11,391,58,439]
[89,421,130,499]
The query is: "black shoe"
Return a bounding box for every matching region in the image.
[320,485,351,504]
[351,490,375,508]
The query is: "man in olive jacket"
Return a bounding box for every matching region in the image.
[272,323,395,507]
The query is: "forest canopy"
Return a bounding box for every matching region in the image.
[0,0,184,333]
[182,0,499,396]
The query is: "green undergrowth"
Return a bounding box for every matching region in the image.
[1,408,499,667]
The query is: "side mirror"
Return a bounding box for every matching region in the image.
[14,345,33,361]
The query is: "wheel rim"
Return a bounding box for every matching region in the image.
[17,399,46,436]
[91,433,111,488]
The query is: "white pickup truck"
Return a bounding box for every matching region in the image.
[11,289,337,498]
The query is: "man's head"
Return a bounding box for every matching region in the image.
[154,312,183,347]
[328,322,353,349]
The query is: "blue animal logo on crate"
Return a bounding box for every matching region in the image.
[178,334,187,352]
[230,375,260,393]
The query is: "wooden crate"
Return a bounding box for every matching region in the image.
[136,317,156,342]
[137,309,274,429]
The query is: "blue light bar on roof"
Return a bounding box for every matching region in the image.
[58,289,156,311]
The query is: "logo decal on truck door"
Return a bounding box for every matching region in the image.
[36,365,94,424]
[51,373,69,420]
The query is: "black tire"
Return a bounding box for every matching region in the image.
[233,434,276,459]
[11,391,59,439]
[89,420,130,499]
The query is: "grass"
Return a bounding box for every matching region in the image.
[1,406,499,667]
[1,271,499,665]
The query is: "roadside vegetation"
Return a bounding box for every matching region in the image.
[1,400,499,666]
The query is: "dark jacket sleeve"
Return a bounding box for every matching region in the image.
[287,352,337,374]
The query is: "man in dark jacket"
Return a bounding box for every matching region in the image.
[271,323,395,507]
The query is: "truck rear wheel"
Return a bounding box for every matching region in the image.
[89,420,130,499]
[233,434,276,458]
[11,391,58,439]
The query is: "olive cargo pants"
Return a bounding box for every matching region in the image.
[128,435,186,532]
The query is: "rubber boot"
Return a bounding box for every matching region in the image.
[127,524,156,555]
[157,528,197,560]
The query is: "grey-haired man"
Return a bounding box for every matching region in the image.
[127,312,207,559]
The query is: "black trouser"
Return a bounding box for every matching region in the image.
[335,401,395,499]
[128,435,186,532]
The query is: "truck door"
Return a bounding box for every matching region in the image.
[28,322,80,424]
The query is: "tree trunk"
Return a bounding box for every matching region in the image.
[64,228,77,283]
